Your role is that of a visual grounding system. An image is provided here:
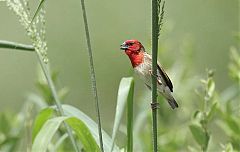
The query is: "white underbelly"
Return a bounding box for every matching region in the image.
[134,63,165,93]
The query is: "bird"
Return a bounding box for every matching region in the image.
[120,39,178,109]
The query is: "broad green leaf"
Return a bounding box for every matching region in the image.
[32,116,100,152]
[61,105,120,152]
[189,124,210,150]
[110,77,134,152]
[32,116,68,152]
[32,108,54,141]
[127,78,134,152]
[66,117,100,151]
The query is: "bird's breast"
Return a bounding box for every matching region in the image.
[134,62,152,85]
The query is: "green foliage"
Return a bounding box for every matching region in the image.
[32,108,54,141]
[32,116,100,152]
[229,47,240,84]
[0,0,239,152]
[111,77,134,152]
[61,105,120,152]
[189,124,210,151]
[189,70,215,151]
[126,78,134,152]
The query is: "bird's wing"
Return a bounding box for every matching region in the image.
[157,63,173,92]
[144,53,173,92]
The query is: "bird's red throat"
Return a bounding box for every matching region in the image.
[125,50,144,68]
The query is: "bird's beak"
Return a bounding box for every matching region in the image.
[120,42,128,50]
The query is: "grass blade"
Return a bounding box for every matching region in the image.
[32,116,68,152]
[127,78,134,152]
[60,104,120,152]
[110,77,134,152]
[53,133,68,151]
[32,116,100,152]
[66,117,100,151]
[32,108,54,141]
[0,40,34,51]
[79,0,104,151]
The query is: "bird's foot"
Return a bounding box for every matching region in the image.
[149,70,162,85]
[149,70,158,78]
[151,102,160,110]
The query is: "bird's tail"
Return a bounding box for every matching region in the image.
[167,96,179,109]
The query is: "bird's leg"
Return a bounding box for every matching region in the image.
[151,102,160,110]
[149,70,157,78]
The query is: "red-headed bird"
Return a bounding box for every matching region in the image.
[120,39,178,109]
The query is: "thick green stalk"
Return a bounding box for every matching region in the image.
[151,0,159,151]
[79,0,104,151]
[35,51,80,152]
[0,40,34,51]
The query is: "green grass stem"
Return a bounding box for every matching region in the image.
[151,0,159,151]
[0,40,34,51]
[79,0,104,151]
[35,51,80,152]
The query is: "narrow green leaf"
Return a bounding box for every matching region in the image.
[206,102,217,121]
[66,117,100,152]
[53,133,68,151]
[207,79,215,98]
[0,40,34,51]
[110,77,134,152]
[127,78,134,152]
[0,113,10,134]
[193,110,201,119]
[225,115,240,135]
[60,104,120,152]
[32,116,68,152]
[32,108,54,141]
[225,143,234,152]
[189,124,209,150]
[32,116,100,152]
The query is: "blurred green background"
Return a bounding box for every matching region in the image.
[0,0,238,131]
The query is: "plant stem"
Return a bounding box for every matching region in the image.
[35,51,80,152]
[152,0,159,151]
[0,40,34,51]
[79,0,104,151]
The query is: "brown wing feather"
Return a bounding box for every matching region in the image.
[157,64,173,92]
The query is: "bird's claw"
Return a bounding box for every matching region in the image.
[151,102,160,110]
[149,70,158,78]
[149,70,162,85]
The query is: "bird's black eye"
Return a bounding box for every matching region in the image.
[129,42,134,46]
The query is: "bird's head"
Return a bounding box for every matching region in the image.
[120,39,145,67]
[120,39,145,53]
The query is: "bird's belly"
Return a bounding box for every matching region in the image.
[134,63,165,93]
[134,63,151,84]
